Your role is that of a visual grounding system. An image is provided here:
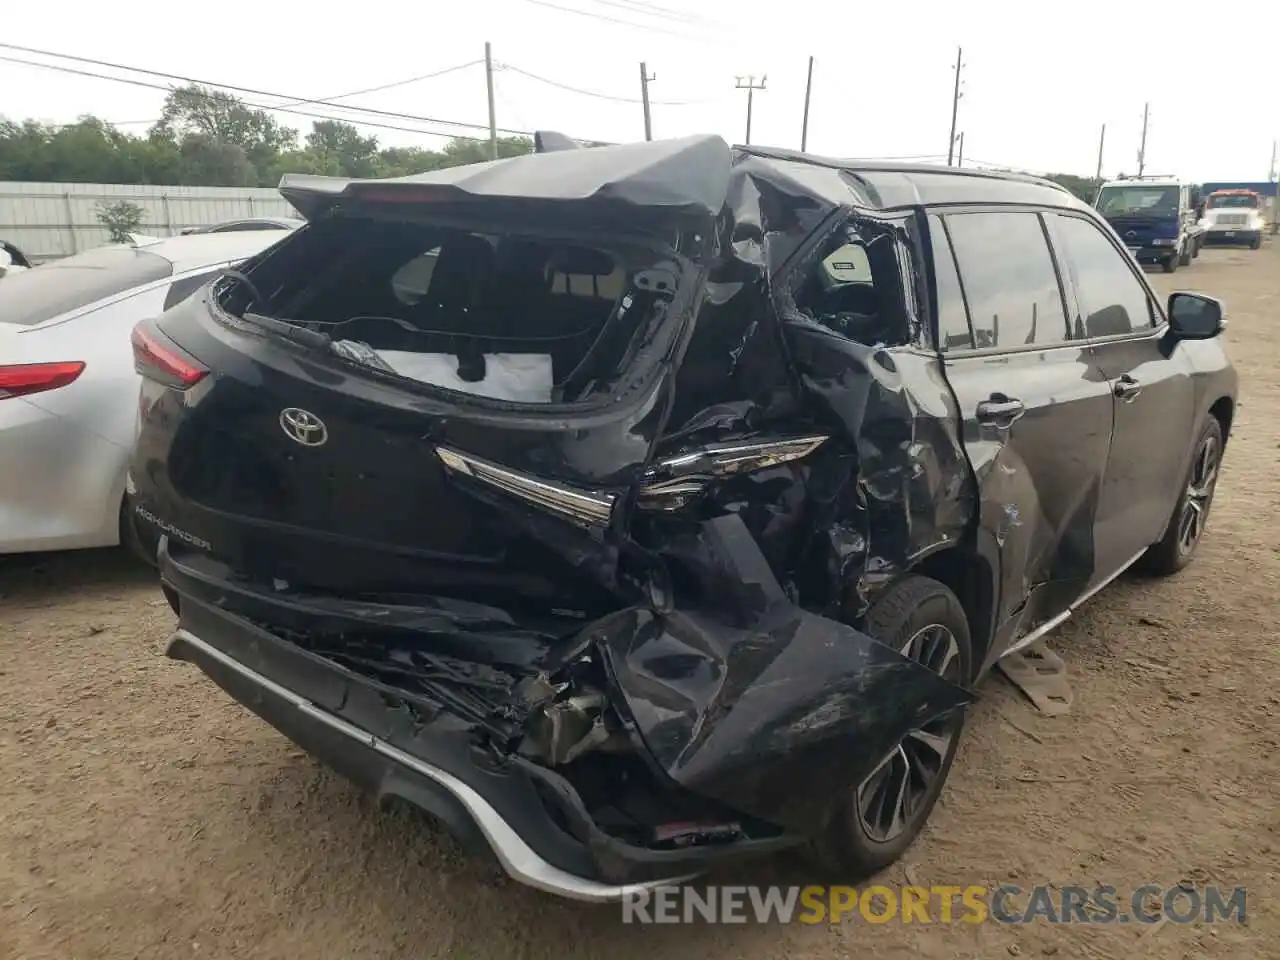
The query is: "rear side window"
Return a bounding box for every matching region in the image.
[1051,215,1154,337]
[0,247,172,327]
[164,269,221,311]
[944,212,1070,349]
[927,215,973,351]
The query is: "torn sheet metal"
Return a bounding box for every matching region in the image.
[279,135,736,221]
[590,515,973,832]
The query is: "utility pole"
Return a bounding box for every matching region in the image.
[484,42,498,160]
[956,131,965,167]
[800,56,814,152]
[1095,123,1106,180]
[735,75,766,145]
[1270,140,1278,235]
[947,46,964,166]
[639,62,655,141]
[1136,102,1149,177]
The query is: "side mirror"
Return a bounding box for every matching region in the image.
[1167,292,1225,340]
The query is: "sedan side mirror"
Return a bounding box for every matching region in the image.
[1167,292,1225,340]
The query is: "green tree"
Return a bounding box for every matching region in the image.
[305,120,381,178]
[177,134,257,186]
[1,100,535,187]
[152,85,296,183]
[96,200,146,242]
[1045,173,1102,205]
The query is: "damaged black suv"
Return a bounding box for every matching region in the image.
[128,132,1236,901]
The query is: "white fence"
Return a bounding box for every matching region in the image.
[0,182,297,261]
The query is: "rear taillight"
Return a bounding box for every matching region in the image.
[130,322,208,388]
[0,361,86,400]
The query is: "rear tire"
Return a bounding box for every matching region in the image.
[805,575,972,879]
[1162,252,1178,273]
[1191,237,1202,259]
[1139,417,1223,576]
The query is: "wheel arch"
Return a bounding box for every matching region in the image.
[1208,395,1234,445]
[910,542,999,680]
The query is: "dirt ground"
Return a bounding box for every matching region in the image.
[2,242,1278,960]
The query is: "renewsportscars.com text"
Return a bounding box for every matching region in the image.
[620,884,1248,925]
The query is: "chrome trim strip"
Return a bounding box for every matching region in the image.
[435,447,617,529]
[999,547,1147,659]
[637,435,829,508]
[648,435,829,481]
[169,629,697,902]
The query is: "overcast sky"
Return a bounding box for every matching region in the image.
[3,0,1277,182]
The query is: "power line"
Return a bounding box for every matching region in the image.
[271,59,484,111]
[517,0,697,39]
[497,62,704,106]
[582,0,714,26]
[0,41,528,136]
[0,53,514,143]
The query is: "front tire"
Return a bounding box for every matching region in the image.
[806,575,972,878]
[1139,417,1224,576]
[1162,252,1178,273]
[1250,234,1263,250]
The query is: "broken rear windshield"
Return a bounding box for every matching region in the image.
[215,214,689,405]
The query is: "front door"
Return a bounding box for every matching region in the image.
[1046,212,1197,581]
[930,210,1115,651]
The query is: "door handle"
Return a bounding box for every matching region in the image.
[1113,375,1142,402]
[976,395,1026,425]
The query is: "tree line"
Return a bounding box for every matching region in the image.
[0,85,534,187]
[0,83,1101,204]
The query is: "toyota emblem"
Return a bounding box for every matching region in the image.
[279,408,328,447]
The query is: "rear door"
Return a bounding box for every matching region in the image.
[1046,211,1196,580]
[929,209,1114,651]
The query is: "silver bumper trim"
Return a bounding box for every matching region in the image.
[169,628,697,902]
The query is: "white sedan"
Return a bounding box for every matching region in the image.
[0,230,293,555]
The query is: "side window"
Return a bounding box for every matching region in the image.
[1051,215,1155,338]
[789,219,915,346]
[163,269,221,311]
[943,211,1070,349]
[927,215,973,351]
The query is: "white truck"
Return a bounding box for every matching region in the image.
[1199,189,1266,250]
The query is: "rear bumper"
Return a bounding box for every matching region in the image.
[168,627,692,901]
[159,543,796,901]
[1203,229,1261,245]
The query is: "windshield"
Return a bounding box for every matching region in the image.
[1097,186,1179,217]
[1207,194,1259,209]
[0,246,172,326]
